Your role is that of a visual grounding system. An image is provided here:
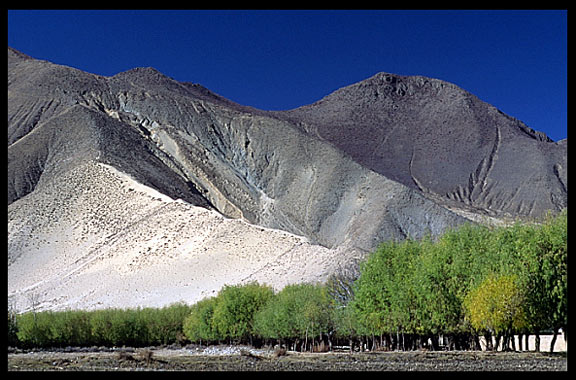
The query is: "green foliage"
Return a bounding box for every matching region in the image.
[410,238,462,335]
[253,283,332,341]
[183,297,219,343]
[350,210,567,340]
[143,303,192,345]
[15,303,191,348]
[350,241,399,335]
[351,238,434,335]
[434,223,496,297]
[331,302,362,340]
[520,210,567,332]
[16,311,56,347]
[183,282,275,344]
[88,308,150,346]
[48,310,92,346]
[211,282,274,342]
[325,272,361,340]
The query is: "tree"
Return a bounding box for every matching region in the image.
[464,274,527,351]
[16,311,56,347]
[351,239,426,350]
[350,241,398,341]
[140,303,191,345]
[326,272,362,350]
[211,282,274,344]
[518,210,567,351]
[48,310,92,346]
[183,297,220,344]
[414,238,464,347]
[253,283,332,350]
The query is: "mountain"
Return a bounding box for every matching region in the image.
[276,72,566,217]
[7,47,566,312]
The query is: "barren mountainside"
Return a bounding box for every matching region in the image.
[7,47,567,312]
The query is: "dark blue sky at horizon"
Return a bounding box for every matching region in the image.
[8,10,567,141]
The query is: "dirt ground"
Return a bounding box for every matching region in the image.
[7,346,567,371]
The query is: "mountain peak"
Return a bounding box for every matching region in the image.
[112,66,173,83]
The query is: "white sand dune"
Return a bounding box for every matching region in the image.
[8,161,345,313]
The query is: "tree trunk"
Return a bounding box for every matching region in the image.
[473,335,481,351]
[550,327,559,353]
[484,333,493,351]
[502,330,511,351]
[494,334,501,351]
[535,333,540,352]
[525,334,529,351]
[517,333,523,351]
[430,335,439,351]
[510,331,516,351]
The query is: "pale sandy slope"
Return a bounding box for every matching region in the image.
[8,161,347,313]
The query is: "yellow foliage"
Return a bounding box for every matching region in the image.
[463,274,526,334]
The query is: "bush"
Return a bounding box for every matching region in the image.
[16,311,57,347]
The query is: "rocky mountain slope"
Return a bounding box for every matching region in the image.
[276,72,567,217]
[7,47,566,312]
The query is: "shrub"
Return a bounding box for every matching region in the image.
[48,310,92,346]
[16,311,56,347]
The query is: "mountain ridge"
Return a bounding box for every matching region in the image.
[7,47,566,312]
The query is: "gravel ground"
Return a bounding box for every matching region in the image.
[7,345,567,371]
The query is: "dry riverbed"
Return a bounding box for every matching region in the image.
[7,345,567,371]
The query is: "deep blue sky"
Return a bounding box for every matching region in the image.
[8,10,567,141]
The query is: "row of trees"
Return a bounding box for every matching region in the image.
[349,210,567,352]
[183,210,567,352]
[9,210,566,352]
[11,303,191,348]
[183,282,333,351]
